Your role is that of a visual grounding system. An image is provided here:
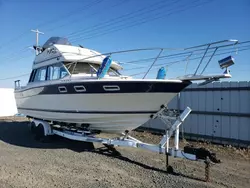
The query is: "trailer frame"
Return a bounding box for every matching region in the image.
[29,106,220,182]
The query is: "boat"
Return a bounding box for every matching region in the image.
[14,37,237,133]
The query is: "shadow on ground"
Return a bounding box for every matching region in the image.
[0,120,94,151]
[0,120,205,182]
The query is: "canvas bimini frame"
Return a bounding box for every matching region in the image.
[29,106,220,182]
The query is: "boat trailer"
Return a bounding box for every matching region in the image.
[29,106,220,182]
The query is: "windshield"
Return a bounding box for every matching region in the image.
[63,62,121,76]
[42,37,71,49]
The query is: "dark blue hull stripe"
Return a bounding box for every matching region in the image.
[18,107,157,114]
[15,81,191,95]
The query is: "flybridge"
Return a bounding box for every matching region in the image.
[30,29,239,84]
[33,37,71,58]
[33,36,238,83]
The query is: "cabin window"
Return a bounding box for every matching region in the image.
[108,68,120,76]
[64,62,120,76]
[33,67,47,82]
[64,62,93,74]
[92,64,120,76]
[47,63,68,80]
[31,63,68,83]
[28,70,36,82]
[28,71,33,82]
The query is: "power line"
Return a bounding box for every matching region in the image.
[0,0,104,51]
[0,0,202,58]
[69,0,209,42]
[0,32,28,51]
[46,0,128,33]
[0,73,30,81]
[0,32,45,63]
[121,42,250,66]
[70,0,205,42]
[124,46,250,72]
[1,54,34,65]
[124,47,250,75]
[0,47,30,61]
[0,0,167,57]
[0,0,120,63]
[67,0,176,39]
[7,0,88,3]
[0,0,129,64]
[37,0,104,29]
[0,45,249,81]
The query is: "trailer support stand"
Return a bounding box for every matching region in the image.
[205,159,211,182]
[165,152,173,173]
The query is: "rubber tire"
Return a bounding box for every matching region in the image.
[34,123,45,141]
[30,122,36,134]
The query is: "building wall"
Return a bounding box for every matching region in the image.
[0,88,17,117]
[142,81,250,147]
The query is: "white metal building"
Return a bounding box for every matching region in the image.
[0,88,17,117]
[142,81,250,147]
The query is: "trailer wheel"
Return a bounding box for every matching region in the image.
[34,123,46,141]
[30,121,36,134]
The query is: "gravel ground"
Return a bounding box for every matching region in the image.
[0,117,249,188]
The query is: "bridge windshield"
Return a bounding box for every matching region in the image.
[63,62,120,76]
[42,37,71,49]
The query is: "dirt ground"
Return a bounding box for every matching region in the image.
[0,117,249,188]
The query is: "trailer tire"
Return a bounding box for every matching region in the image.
[30,122,36,134]
[34,123,45,141]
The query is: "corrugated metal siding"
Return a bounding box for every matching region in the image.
[142,81,250,147]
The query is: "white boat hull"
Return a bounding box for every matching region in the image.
[16,93,177,133]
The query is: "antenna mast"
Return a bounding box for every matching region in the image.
[31,29,44,55]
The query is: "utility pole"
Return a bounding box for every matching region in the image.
[31,29,44,55]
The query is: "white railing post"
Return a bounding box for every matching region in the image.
[174,126,179,150]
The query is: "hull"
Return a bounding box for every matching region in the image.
[15,80,190,133]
